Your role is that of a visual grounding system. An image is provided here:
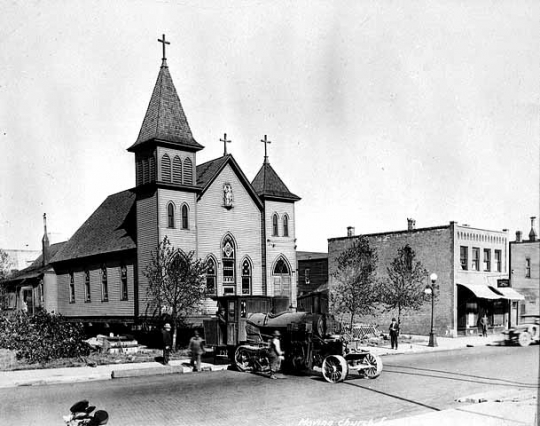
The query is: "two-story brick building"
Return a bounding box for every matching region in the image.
[2,38,300,327]
[510,217,539,322]
[328,220,520,336]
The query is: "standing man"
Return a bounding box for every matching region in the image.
[389,318,400,350]
[189,330,205,372]
[162,323,172,365]
[268,330,284,379]
[480,314,488,337]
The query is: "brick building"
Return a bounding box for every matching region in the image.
[2,38,300,325]
[510,217,539,322]
[296,251,328,313]
[328,220,518,336]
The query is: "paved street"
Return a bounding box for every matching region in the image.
[1,345,538,426]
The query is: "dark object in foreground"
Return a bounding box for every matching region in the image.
[502,315,540,347]
[63,400,109,425]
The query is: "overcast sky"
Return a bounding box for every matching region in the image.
[1,0,539,253]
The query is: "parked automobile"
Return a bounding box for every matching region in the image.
[502,315,540,347]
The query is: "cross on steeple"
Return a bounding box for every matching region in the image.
[220,133,231,156]
[158,34,170,61]
[261,135,272,163]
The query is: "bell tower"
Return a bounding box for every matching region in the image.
[127,35,204,315]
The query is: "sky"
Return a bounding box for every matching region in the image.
[1,0,539,253]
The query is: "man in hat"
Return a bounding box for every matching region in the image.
[389,318,400,350]
[268,330,284,379]
[188,330,205,372]
[162,323,172,365]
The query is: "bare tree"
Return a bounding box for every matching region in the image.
[378,244,428,324]
[144,237,208,349]
[331,236,379,331]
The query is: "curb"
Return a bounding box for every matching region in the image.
[112,365,185,379]
[456,389,537,404]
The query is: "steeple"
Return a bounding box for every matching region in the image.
[127,35,203,153]
[42,213,50,266]
[252,162,300,201]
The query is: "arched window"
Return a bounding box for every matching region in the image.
[181,204,189,229]
[272,214,279,236]
[206,257,216,295]
[101,265,109,302]
[241,259,252,295]
[283,215,289,237]
[161,154,171,182]
[69,271,75,303]
[173,156,182,183]
[149,156,156,182]
[120,264,128,301]
[84,270,91,302]
[183,157,193,185]
[222,235,236,293]
[167,203,175,228]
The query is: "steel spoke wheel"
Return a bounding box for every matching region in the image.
[362,353,383,379]
[518,332,531,347]
[322,355,348,383]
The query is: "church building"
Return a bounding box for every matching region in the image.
[3,36,300,326]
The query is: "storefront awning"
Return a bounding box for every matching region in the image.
[457,283,503,299]
[490,286,525,300]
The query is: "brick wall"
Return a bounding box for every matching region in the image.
[328,225,455,336]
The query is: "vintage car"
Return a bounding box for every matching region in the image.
[502,315,540,347]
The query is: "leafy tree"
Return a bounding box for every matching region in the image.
[331,236,379,331]
[0,249,13,310]
[378,244,428,324]
[144,236,208,349]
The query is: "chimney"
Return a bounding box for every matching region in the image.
[529,216,537,242]
[42,213,50,266]
[407,218,416,231]
[516,230,522,243]
[347,226,355,237]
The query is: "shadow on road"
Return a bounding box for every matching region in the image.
[384,365,539,388]
[343,381,442,412]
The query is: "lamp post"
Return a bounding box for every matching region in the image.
[424,273,438,347]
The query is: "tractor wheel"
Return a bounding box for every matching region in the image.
[322,355,349,383]
[362,353,383,379]
[234,346,252,372]
[518,332,532,347]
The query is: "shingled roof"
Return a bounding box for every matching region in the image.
[52,190,137,263]
[251,162,300,201]
[127,60,203,152]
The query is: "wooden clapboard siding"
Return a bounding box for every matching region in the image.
[136,193,158,316]
[264,200,297,302]
[197,164,263,296]
[43,271,58,313]
[157,188,197,253]
[55,260,135,318]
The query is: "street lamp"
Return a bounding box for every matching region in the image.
[424,273,438,347]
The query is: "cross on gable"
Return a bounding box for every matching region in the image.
[220,133,231,155]
[158,34,170,61]
[261,135,272,163]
